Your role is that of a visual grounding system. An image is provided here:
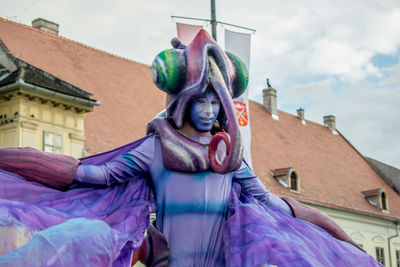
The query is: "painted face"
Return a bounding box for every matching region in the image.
[188,90,220,133]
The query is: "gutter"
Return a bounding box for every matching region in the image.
[303,200,400,223]
[388,220,399,267]
[0,79,100,107]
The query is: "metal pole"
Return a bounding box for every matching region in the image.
[388,220,399,267]
[210,0,217,41]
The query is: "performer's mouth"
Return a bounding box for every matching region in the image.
[200,117,212,121]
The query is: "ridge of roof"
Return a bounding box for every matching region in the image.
[249,100,332,130]
[0,17,150,68]
[335,129,400,198]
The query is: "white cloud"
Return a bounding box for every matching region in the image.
[279,80,334,107]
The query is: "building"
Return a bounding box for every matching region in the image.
[1,18,399,265]
[0,39,98,158]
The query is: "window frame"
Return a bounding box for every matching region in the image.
[375,247,385,265]
[43,131,63,154]
[381,191,387,210]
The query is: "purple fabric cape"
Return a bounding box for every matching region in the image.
[0,135,381,267]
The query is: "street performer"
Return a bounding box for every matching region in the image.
[0,30,380,267]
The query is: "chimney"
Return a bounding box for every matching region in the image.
[32,18,59,35]
[263,86,279,120]
[297,108,306,125]
[323,115,336,131]
[297,108,304,120]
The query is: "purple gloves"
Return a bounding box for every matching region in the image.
[0,147,80,189]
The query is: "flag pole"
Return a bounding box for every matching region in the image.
[211,0,217,41]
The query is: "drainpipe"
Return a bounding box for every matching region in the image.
[388,220,399,267]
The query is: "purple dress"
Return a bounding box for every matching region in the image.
[74,134,292,266]
[0,133,381,267]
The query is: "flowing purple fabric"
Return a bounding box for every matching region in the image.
[0,136,153,267]
[0,134,381,266]
[224,183,381,267]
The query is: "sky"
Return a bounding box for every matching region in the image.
[1,0,400,168]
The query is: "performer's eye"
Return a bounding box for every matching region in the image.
[151,49,186,95]
[211,100,219,105]
[225,52,249,98]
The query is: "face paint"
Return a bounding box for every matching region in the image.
[188,90,220,133]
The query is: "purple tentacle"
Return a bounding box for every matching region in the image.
[208,57,243,174]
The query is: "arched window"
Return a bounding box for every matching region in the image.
[381,192,387,210]
[290,172,298,191]
[272,167,300,192]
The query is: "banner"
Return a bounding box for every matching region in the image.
[176,22,203,45]
[225,29,253,167]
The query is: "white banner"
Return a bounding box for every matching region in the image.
[225,29,253,167]
[176,22,203,45]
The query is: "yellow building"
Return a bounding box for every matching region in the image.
[0,39,98,158]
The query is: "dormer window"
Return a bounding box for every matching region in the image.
[272,167,300,192]
[290,172,298,191]
[361,188,388,211]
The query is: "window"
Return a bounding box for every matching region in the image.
[396,250,400,267]
[43,132,62,154]
[272,168,300,192]
[375,247,385,265]
[381,192,387,210]
[361,188,388,211]
[290,172,298,191]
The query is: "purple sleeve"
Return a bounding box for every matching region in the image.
[233,161,293,216]
[74,136,155,186]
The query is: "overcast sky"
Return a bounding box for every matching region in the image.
[2,0,400,168]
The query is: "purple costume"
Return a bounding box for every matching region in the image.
[74,133,291,266]
[0,30,381,266]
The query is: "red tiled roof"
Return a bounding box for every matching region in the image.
[250,103,400,220]
[1,18,399,220]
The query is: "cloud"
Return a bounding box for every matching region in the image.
[278,80,334,108]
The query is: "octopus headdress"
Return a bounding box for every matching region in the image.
[149,30,248,174]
